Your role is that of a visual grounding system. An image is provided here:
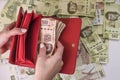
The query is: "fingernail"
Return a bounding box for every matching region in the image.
[21,28,27,33]
[40,43,45,48]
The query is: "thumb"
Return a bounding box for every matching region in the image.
[38,43,47,58]
[0,28,27,48]
[7,28,27,37]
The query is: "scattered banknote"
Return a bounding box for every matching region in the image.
[58,0,96,17]
[103,4,120,39]
[0,0,36,31]
[81,18,106,55]
[34,0,60,16]
[92,0,104,25]
[59,63,104,80]
[78,41,91,65]
[8,64,35,80]
[105,0,115,3]
[80,17,108,64]
[53,47,105,80]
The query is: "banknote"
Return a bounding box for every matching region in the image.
[46,0,60,16]
[92,0,104,25]
[53,41,105,80]
[81,18,106,56]
[34,0,61,16]
[103,4,120,39]
[40,18,56,55]
[0,0,35,30]
[105,0,115,3]
[58,0,96,17]
[78,41,91,65]
[88,0,97,17]
[40,18,65,55]
[56,21,66,41]
[92,0,105,35]
[9,64,35,80]
[34,1,51,16]
[0,0,20,20]
[15,0,34,5]
[94,35,109,64]
[80,17,109,64]
[0,0,16,30]
[53,74,62,80]
[79,36,108,64]
[60,63,104,80]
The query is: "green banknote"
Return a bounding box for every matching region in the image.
[92,26,108,65]
[53,41,105,80]
[0,0,18,20]
[58,0,96,17]
[34,0,60,16]
[80,17,109,64]
[0,0,35,30]
[9,65,35,80]
[91,38,109,64]
[34,0,51,16]
[105,0,115,3]
[60,63,104,80]
[78,41,91,65]
[103,4,120,39]
[53,74,62,80]
[92,0,104,25]
[81,18,106,55]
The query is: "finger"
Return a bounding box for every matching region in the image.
[6,28,27,38]
[3,22,16,31]
[0,46,7,54]
[53,41,64,57]
[38,43,47,58]
[61,61,64,67]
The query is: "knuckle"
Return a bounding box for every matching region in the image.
[57,56,61,60]
[2,31,9,38]
[55,56,62,61]
[61,61,64,66]
[61,45,64,50]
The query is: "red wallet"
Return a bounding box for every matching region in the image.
[9,7,82,74]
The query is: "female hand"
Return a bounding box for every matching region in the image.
[34,41,64,80]
[0,22,27,54]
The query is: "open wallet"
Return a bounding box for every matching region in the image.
[9,7,82,74]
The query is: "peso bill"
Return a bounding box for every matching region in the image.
[92,0,104,25]
[81,18,106,55]
[103,4,120,39]
[58,0,96,17]
[80,17,108,64]
[40,18,56,55]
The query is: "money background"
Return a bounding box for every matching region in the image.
[0,0,120,80]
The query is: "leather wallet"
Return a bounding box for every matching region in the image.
[9,7,82,74]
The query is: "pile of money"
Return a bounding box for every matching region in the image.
[0,0,120,80]
[40,18,66,55]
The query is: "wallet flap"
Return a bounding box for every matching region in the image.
[59,18,82,74]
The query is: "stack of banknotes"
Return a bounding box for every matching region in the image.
[40,18,66,55]
[0,0,119,80]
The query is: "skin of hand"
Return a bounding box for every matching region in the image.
[0,22,64,80]
[0,22,27,54]
[34,41,64,80]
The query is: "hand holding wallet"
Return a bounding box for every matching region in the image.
[9,7,82,74]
